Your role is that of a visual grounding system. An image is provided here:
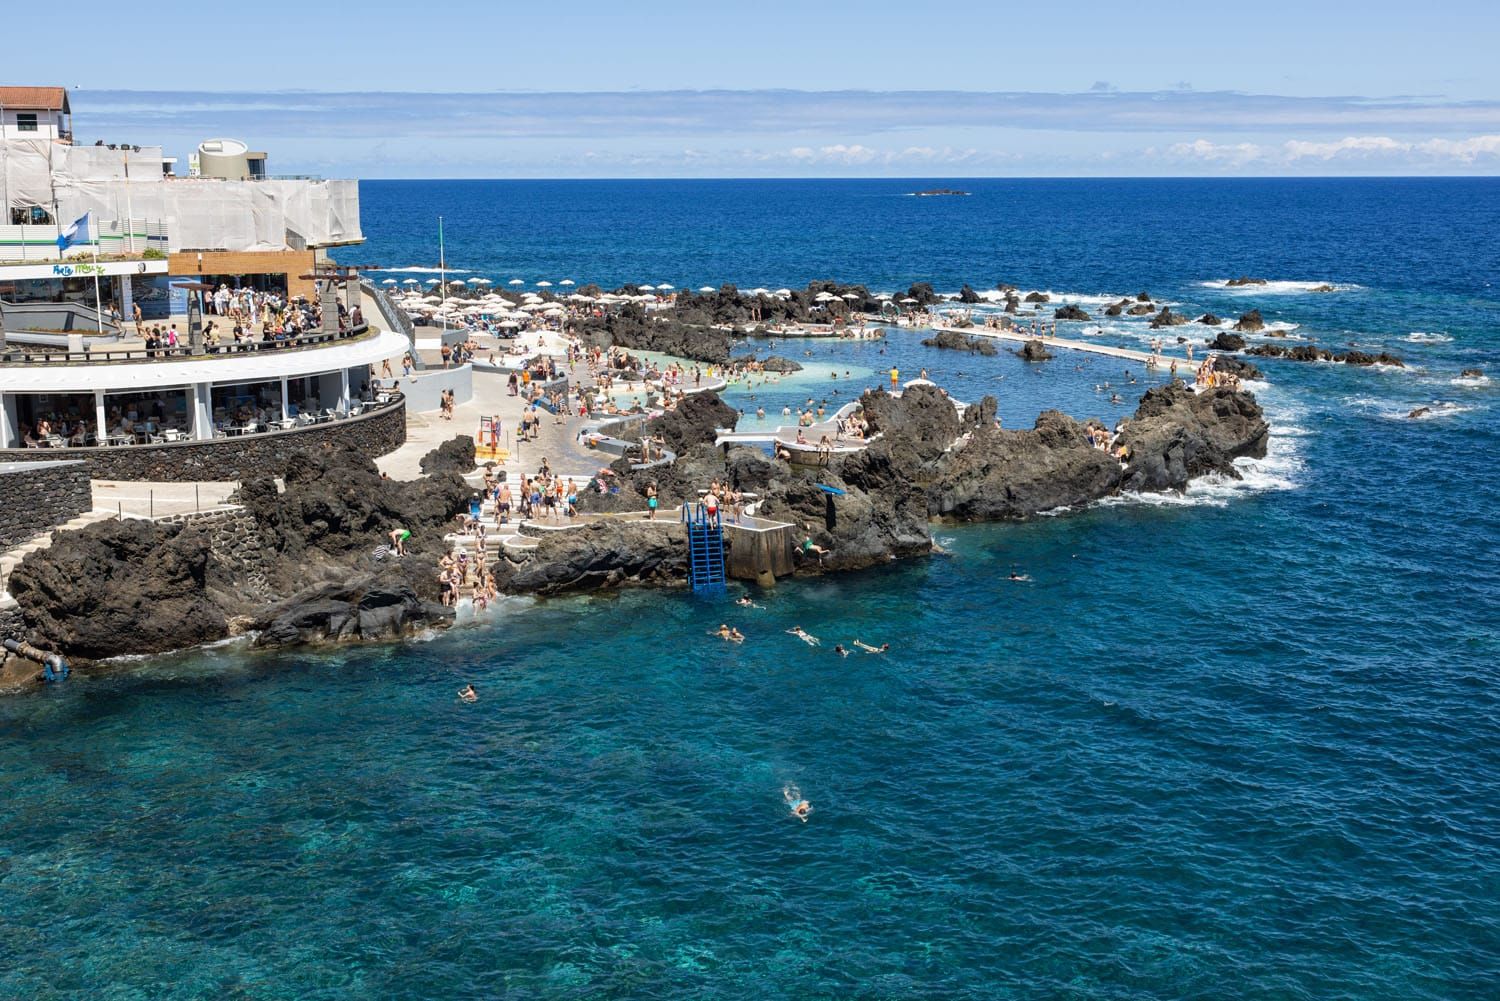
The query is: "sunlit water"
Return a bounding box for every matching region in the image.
[1,179,1496,999]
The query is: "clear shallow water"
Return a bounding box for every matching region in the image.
[3,180,1499,999]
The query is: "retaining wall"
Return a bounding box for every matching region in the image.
[0,460,92,548]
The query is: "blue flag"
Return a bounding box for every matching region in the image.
[57,212,90,251]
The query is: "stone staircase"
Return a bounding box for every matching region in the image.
[0,509,117,608]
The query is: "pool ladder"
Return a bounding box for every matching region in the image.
[682,503,726,594]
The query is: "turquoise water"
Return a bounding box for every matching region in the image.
[3,179,1498,998]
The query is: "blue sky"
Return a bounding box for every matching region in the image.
[7,0,1499,177]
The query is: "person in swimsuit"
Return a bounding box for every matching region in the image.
[833,644,850,657]
[853,640,889,653]
[784,784,812,822]
[646,482,658,520]
[458,684,478,703]
[389,527,411,556]
[787,626,820,646]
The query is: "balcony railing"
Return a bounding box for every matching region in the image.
[0,218,170,263]
[0,323,372,365]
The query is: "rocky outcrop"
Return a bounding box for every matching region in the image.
[1310,284,1336,292]
[758,355,803,373]
[932,411,1123,519]
[253,578,455,647]
[1461,368,1484,378]
[1126,304,1155,316]
[1199,314,1224,327]
[1150,307,1190,329]
[1104,303,1124,317]
[575,303,731,363]
[1226,276,1268,287]
[419,435,477,476]
[494,520,689,595]
[1210,354,1263,381]
[1233,309,1266,333]
[1246,344,1404,367]
[1024,291,1051,304]
[1210,331,1246,351]
[1054,304,1091,321]
[957,284,982,304]
[1018,339,1054,362]
[1117,383,1269,492]
[906,283,941,306]
[922,330,998,355]
[1136,291,1153,302]
[7,441,475,664]
[646,391,738,453]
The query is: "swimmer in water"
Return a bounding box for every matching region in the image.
[713,623,745,643]
[853,640,889,653]
[833,644,850,657]
[735,595,762,609]
[1007,570,1032,582]
[786,626,821,646]
[783,784,812,822]
[458,684,478,703]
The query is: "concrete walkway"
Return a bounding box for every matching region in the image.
[930,323,1197,371]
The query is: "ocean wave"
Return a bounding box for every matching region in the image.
[371,265,474,274]
[1345,395,1476,421]
[1450,373,1491,388]
[1199,279,1360,295]
[1405,331,1454,344]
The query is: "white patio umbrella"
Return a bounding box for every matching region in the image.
[509,279,525,286]
[381,278,397,285]
[874,292,892,300]
[423,295,443,303]
[465,277,484,285]
[656,283,674,291]
[402,278,420,285]
[814,292,836,301]
[900,297,919,304]
[842,293,860,300]
[536,280,553,288]
[698,286,716,293]
[426,278,441,285]
[560,279,576,286]
[638,284,656,291]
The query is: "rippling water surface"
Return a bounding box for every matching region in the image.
[2,179,1498,999]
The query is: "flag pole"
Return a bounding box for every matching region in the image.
[438,215,447,336]
[89,216,104,333]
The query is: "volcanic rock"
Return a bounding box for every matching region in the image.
[1233,309,1266,333]
[1210,331,1246,351]
[1018,339,1054,362]
[1126,304,1155,316]
[758,355,803,373]
[1054,304,1091,321]
[646,390,738,453]
[922,330,998,355]
[1226,276,1268,287]
[1198,314,1224,327]
[1210,354,1263,381]
[957,284,982,304]
[1149,308,1190,329]
[1023,292,1051,304]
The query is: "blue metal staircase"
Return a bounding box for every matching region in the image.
[682,503,726,594]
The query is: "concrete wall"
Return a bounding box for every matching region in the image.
[399,363,472,413]
[0,459,91,548]
[0,399,405,482]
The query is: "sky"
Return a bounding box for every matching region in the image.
[6,0,1499,177]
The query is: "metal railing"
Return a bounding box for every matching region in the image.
[0,323,372,365]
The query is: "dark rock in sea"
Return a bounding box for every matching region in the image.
[1054,304,1091,321]
[1198,314,1224,327]
[1211,331,1246,351]
[646,390,738,453]
[922,330,998,355]
[1461,368,1484,378]
[995,282,1018,293]
[1149,307,1190,329]
[1211,354,1263,381]
[758,355,803,373]
[1024,292,1050,303]
[253,578,454,647]
[906,282,941,306]
[1310,284,1337,292]
[495,520,689,595]
[1233,309,1266,333]
[1286,345,1330,362]
[1226,276,1268,287]
[1136,291,1153,302]
[1004,297,1020,314]
[1126,304,1155,316]
[1017,339,1054,362]
[1104,304,1124,317]
[1408,407,1431,419]
[1117,383,1269,492]
[1335,350,1404,368]
[575,302,731,363]
[957,284,982,304]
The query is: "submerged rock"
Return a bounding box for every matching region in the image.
[922,330,998,355]
[1226,276,1268,287]
[1017,338,1054,362]
[1126,304,1155,316]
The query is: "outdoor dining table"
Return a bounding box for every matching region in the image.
[106,434,133,447]
[269,418,297,431]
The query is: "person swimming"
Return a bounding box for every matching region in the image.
[458,684,478,703]
[735,595,762,608]
[783,784,812,822]
[1007,570,1032,582]
[787,626,820,646]
[853,640,889,653]
[713,623,745,643]
[833,644,850,657]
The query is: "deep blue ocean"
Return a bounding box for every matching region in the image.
[4,179,1499,999]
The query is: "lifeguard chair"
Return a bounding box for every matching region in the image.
[475,415,509,461]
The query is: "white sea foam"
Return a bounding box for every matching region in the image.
[372,265,474,274]
[1450,373,1491,388]
[1405,331,1454,344]
[1199,279,1360,295]
[1345,394,1476,421]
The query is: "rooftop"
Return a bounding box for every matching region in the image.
[0,86,69,112]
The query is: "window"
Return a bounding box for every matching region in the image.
[15,112,38,132]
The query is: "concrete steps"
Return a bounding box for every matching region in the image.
[0,508,116,604]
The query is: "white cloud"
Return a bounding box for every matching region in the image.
[1166,134,1500,167]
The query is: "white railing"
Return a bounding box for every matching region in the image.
[0,218,171,262]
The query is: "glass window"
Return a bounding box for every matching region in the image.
[16,113,38,132]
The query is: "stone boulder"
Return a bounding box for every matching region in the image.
[1003,296,1021,313]
[1310,284,1336,292]
[758,355,803,373]
[1198,314,1224,327]
[1104,303,1124,317]
[419,435,477,476]
[1136,291,1153,302]
[1054,304,1091,321]
[1149,307,1190,329]
[921,330,998,355]
[253,577,455,647]
[1210,331,1246,351]
[1023,291,1051,304]
[957,284,982,304]
[1233,309,1266,333]
[1018,338,1054,362]
[646,391,738,453]
[1126,304,1155,316]
[906,282,941,306]
[1226,276,1268,287]
[1117,383,1269,492]
[1210,354,1263,381]
[859,383,963,464]
[495,520,688,595]
[1461,368,1484,378]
